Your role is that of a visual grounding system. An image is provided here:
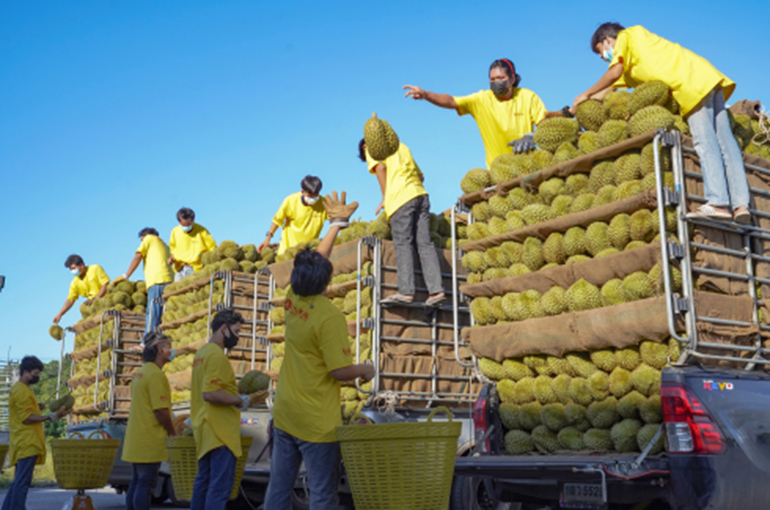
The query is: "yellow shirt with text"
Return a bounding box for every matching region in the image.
[169,224,216,272]
[67,264,110,302]
[366,143,427,219]
[272,192,328,255]
[137,235,174,289]
[609,25,735,116]
[122,362,172,463]
[191,342,241,459]
[454,88,547,168]
[272,290,353,442]
[8,382,45,466]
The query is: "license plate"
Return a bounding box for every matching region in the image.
[562,483,604,507]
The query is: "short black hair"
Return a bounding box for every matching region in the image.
[177,207,195,222]
[138,227,159,238]
[489,59,521,88]
[64,254,84,268]
[20,356,44,377]
[211,308,243,334]
[291,249,333,297]
[301,175,323,195]
[357,138,367,162]
[591,22,625,53]
[142,332,171,362]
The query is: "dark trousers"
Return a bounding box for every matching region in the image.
[1,455,37,510]
[190,446,237,510]
[125,462,160,510]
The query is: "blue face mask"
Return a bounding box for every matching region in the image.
[602,46,613,63]
[167,348,176,362]
[181,224,193,233]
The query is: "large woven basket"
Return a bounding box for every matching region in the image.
[51,431,121,489]
[165,435,253,501]
[336,406,461,510]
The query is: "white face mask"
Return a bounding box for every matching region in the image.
[181,224,193,233]
[304,196,319,205]
[71,268,80,275]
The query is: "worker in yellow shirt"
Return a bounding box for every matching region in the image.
[116,228,174,336]
[572,23,750,224]
[52,254,110,324]
[4,356,68,510]
[168,207,217,281]
[358,139,445,307]
[121,332,176,510]
[264,191,374,509]
[404,59,548,168]
[257,175,328,255]
[190,308,250,510]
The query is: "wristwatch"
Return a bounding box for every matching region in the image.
[265,231,273,238]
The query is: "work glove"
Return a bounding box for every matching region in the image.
[508,133,536,153]
[323,191,359,229]
[238,394,251,412]
[111,274,127,286]
[48,412,59,422]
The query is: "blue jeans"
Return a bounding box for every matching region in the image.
[144,283,167,336]
[1,455,37,510]
[190,446,237,510]
[263,427,341,510]
[174,265,195,282]
[687,86,750,209]
[125,462,160,510]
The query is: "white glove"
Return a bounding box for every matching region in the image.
[48,412,58,422]
[238,394,251,411]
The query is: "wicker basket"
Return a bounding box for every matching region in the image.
[51,431,121,489]
[165,435,253,501]
[336,406,461,510]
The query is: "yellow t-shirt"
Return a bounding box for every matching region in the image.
[137,235,174,289]
[122,362,172,463]
[365,143,427,219]
[454,88,547,168]
[191,342,241,459]
[272,290,353,443]
[168,223,216,272]
[272,192,328,255]
[67,264,110,302]
[8,382,45,466]
[610,25,735,117]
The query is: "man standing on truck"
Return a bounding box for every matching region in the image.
[189,308,250,510]
[121,332,177,510]
[257,175,328,255]
[358,139,445,307]
[263,191,376,510]
[52,254,110,324]
[3,356,67,510]
[404,58,547,168]
[168,207,217,281]
[571,22,750,223]
[115,228,174,336]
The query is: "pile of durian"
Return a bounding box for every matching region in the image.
[79,280,148,320]
[162,281,224,324]
[72,351,112,380]
[73,320,115,351]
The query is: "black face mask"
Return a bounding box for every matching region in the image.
[223,326,238,349]
[490,79,511,97]
[29,376,40,385]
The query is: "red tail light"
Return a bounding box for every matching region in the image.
[661,382,726,455]
[473,394,489,454]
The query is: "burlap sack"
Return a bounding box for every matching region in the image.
[729,99,761,120]
[269,239,373,289]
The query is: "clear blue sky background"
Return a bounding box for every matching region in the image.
[2,1,768,362]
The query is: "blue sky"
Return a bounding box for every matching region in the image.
[2,1,768,362]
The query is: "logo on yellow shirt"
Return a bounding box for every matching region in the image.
[284,298,309,321]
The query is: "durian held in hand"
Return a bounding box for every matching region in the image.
[238,370,271,395]
[49,393,75,414]
[49,324,64,341]
[363,112,400,161]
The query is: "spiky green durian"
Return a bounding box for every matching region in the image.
[462,251,488,273]
[522,237,545,271]
[467,222,491,241]
[489,194,514,218]
[508,263,531,277]
[627,105,676,138]
[499,403,521,430]
[519,401,542,430]
[640,395,662,424]
[597,120,629,148]
[623,271,655,301]
[568,377,594,406]
[601,278,627,307]
[539,178,566,205]
[595,184,617,206]
[552,374,572,404]
[587,160,615,192]
[583,428,614,450]
[618,390,646,419]
[563,226,587,257]
[503,358,534,381]
[520,204,555,226]
[637,423,665,454]
[541,286,567,316]
[512,290,544,321]
[504,430,534,454]
[576,99,606,131]
[628,81,670,116]
[479,357,506,380]
[514,377,536,405]
[609,367,634,398]
[490,153,518,184]
[532,425,560,453]
[565,173,589,195]
[567,279,602,312]
[533,118,580,152]
[531,149,554,170]
[587,396,619,428]
[603,90,631,120]
[611,418,644,452]
[550,195,573,217]
[585,222,611,256]
[590,349,617,372]
[630,364,661,397]
[471,297,493,325]
[616,346,641,371]
[497,379,517,404]
[629,209,656,242]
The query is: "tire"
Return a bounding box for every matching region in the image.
[450,475,511,510]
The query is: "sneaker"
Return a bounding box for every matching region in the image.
[686,204,731,221]
[733,207,751,224]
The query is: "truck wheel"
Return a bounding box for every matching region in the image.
[450,475,511,510]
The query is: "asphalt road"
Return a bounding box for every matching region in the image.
[0,487,179,509]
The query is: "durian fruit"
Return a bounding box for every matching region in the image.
[557,426,585,451]
[603,90,631,120]
[531,425,560,453]
[629,209,656,242]
[611,418,643,452]
[628,81,670,116]
[512,290,544,321]
[522,238,545,271]
[488,217,509,236]
[49,325,64,341]
[503,358,534,381]
[565,403,590,430]
[590,350,617,373]
[552,142,581,164]
[586,396,619,428]
[623,271,655,301]
[613,151,642,185]
[489,296,507,322]
[541,286,567,316]
[490,154,517,184]
[539,178,566,205]
[533,118,580,152]
[364,113,399,160]
[520,204,555,226]
[568,377,594,406]
[576,99,606,132]
[552,374,572,403]
[497,379,517,404]
[640,341,670,370]
[595,247,619,258]
[565,173,589,195]
[483,247,510,269]
[510,154,536,177]
[609,367,633,398]
[500,242,524,265]
[471,297,492,325]
[49,394,75,412]
[551,195,573,217]
[674,116,690,136]
[569,193,595,214]
[616,346,642,371]
[508,263,531,277]
[505,211,526,231]
[613,180,643,201]
[519,401,542,430]
[587,160,615,192]
[238,370,271,394]
[499,403,521,430]
[630,364,661,396]
[595,185,617,206]
[563,227,587,257]
[507,188,531,210]
[461,251,488,273]
[585,222,611,256]
[483,267,509,282]
[540,403,569,432]
[567,279,602,312]
[601,278,627,307]
[505,430,534,454]
[500,293,520,321]
[618,390,646,419]
[478,358,506,380]
[625,240,647,251]
[637,423,665,454]
[608,214,631,249]
[467,222,490,241]
[597,120,629,148]
[668,338,682,364]
[583,428,613,450]
[588,370,610,400]
[534,376,558,405]
[489,194,513,218]
[524,355,552,376]
[514,377,536,405]
[640,143,671,176]
[578,131,599,154]
[471,201,491,222]
[627,106,676,138]
[640,395,662,424]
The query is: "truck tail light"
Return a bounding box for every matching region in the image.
[473,393,490,454]
[661,382,726,455]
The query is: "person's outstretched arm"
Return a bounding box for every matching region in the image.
[404,85,458,109]
[571,64,624,113]
[317,191,359,259]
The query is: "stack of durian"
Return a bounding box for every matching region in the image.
[79,279,148,320]
[73,320,115,351]
[332,212,466,250]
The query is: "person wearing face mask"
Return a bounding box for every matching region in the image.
[52,254,111,324]
[168,207,217,282]
[572,22,750,224]
[404,59,548,169]
[4,356,68,510]
[115,228,174,337]
[121,332,177,510]
[257,175,328,255]
[190,308,250,510]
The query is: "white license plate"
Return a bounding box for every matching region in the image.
[562,483,604,506]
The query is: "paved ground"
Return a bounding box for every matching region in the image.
[0,487,178,509]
